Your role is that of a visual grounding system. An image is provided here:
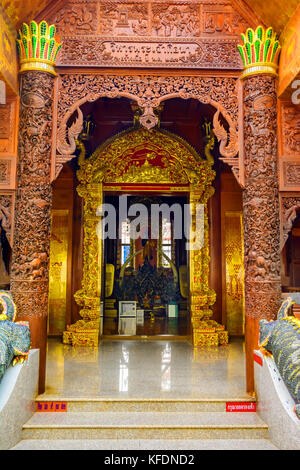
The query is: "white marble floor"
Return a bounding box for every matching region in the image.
[43,337,248,399]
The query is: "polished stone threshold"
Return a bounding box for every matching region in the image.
[43,336,249,399]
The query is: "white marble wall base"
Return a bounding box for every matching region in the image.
[254,349,300,450]
[0,349,39,450]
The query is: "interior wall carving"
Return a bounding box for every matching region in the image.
[281,195,300,249]
[55,73,240,182]
[243,74,281,321]
[0,192,14,242]
[281,103,300,155]
[41,0,253,69]
[0,98,17,154]
[279,102,300,191]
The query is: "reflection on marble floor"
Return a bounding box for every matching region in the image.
[44,337,248,398]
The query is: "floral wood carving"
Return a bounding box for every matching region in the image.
[10,71,55,319]
[281,197,300,249]
[243,75,281,320]
[55,73,240,180]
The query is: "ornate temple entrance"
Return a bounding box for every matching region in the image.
[60,124,228,346]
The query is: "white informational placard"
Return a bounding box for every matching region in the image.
[119,301,137,317]
[168,304,178,318]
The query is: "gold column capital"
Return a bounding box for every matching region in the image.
[237,26,281,80]
[17,20,62,76]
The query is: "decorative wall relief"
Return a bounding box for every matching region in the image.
[278,103,300,191]
[281,196,300,249]
[0,99,17,154]
[54,2,98,36]
[0,192,14,243]
[0,156,16,189]
[281,104,300,155]
[43,0,251,69]
[152,3,200,37]
[100,2,148,36]
[202,4,249,37]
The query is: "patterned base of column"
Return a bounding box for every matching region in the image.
[193,320,229,347]
[63,320,100,347]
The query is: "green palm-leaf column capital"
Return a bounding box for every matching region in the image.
[17,20,62,76]
[237,26,281,79]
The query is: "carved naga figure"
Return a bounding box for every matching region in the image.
[259,297,300,419]
[0,291,31,383]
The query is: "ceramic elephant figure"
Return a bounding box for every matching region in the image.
[259,297,300,420]
[0,291,31,383]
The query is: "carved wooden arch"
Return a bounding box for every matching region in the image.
[77,126,215,194]
[55,74,240,183]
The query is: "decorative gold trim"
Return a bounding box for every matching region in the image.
[241,63,278,80]
[19,59,57,76]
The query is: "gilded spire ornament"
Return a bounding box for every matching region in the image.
[17,21,62,76]
[238,26,281,79]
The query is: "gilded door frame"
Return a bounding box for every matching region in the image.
[63,126,228,346]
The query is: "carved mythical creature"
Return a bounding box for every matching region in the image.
[57,107,84,155]
[213,109,238,158]
[259,297,300,419]
[0,291,31,383]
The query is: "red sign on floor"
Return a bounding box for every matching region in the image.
[36,402,67,412]
[226,402,256,412]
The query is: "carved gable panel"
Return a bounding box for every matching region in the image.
[53,1,98,36]
[202,3,249,37]
[42,0,255,69]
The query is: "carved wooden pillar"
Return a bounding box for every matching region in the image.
[11,21,62,393]
[238,26,282,393]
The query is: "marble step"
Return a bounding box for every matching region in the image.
[22,411,268,440]
[35,396,256,413]
[12,438,278,450]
